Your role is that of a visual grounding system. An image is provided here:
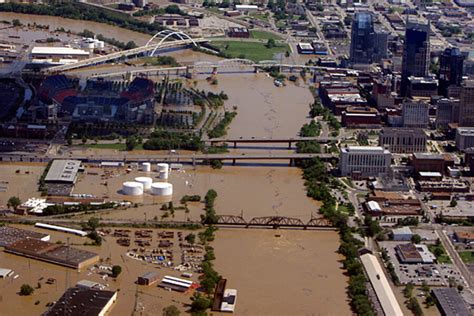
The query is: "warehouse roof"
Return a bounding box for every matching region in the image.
[431,288,470,316]
[0,226,50,247]
[360,253,403,316]
[32,47,90,56]
[44,287,117,316]
[45,160,81,183]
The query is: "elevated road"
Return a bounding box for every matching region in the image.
[46,38,206,73]
[206,136,340,148]
[87,61,357,79]
[0,152,336,165]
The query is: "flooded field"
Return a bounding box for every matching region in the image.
[72,164,321,222]
[0,224,204,316]
[213,229,351,316]
[0,163,44,207]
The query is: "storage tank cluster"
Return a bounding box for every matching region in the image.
[135,177,152,190]
[81,37,105,49]
[150,182,173,196]
[157,163,169,180]
[122,181,144,196]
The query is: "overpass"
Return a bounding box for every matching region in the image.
[45,37,207,73]
[206,136,340,148]
[0,152,337,165]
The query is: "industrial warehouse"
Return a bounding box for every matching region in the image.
[4,238,99,270]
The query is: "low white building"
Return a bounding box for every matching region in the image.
[391,227,413,241]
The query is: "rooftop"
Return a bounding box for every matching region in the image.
[45,160,81,183]
[0,226,50,247]
[360,253,404,316]
[44,287,117,316]
[343,146,389,154]
[5,239,99,269]
[31,47,90,56]
[431,288,470,316]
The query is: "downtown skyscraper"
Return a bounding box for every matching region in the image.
[400,20,430,97]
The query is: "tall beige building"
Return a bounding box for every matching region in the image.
[459,80,474,127]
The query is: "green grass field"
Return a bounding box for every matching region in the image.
[238,12,269,22]
[213,41,289,62]
[249,30,283,40]
[459,251,474,263]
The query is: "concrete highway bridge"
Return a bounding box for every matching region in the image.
[0,152,337,165]
[87,59,357,79]
[206,136,340,148]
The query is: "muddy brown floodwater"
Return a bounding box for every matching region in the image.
[212,229,351,316]
[197,74,313,139]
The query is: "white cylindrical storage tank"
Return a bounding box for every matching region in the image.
[135,177,152,190]
[122,181,144,196]
[150,182,173,196]
[142,162,151,172]
[157,163,169,172]
[159,171,169,180]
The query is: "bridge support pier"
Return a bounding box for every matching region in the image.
[289,158,294,166]
[186,65,194,79]
[232,159,236,166]
[288,141,292,149]
[233,141,237,149]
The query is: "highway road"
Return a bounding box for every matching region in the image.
[437,228,474,290]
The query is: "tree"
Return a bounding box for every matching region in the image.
[125,136,137,151]
[124,41,137,50]
[12,19,21,27]
[411,234,422,244]
[81,136,87,144]
[162,305,180,316]
[7,196,21,210]
[185,233,196,244]
[285,50,290,58]
[20,284,34,296]
[266,38,276,48]
[87,217,100,231]
[190,292,211,312]
[111,265,122,278]
[403,283,414,298]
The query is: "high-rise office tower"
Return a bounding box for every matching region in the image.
[400,20,430,97]
[349,13,388,65]
[438,47,465,97]
[459,80,474,127]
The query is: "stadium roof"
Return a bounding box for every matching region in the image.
[360,253,403,316]
[45,160,81,183]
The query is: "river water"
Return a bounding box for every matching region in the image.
[0,12,351,314]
